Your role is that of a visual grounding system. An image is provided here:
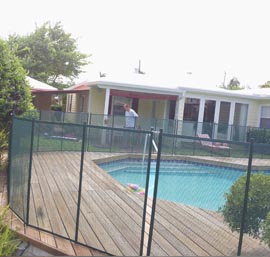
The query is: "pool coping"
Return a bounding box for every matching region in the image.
[93,153,270,171]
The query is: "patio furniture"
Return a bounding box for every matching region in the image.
[197,133,230,150]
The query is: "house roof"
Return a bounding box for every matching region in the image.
[69,74,270,100]
[179,84,270,100]
[27,76,58,91]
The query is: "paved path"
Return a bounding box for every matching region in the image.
[15,241,53,256]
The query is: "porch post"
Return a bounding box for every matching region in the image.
[213,100,221,139]
[175,93,184,135]
[101,88,110,145]
[197,98,205,135]
[87,90,92,124]
[163,100,168,119]
[228,101,236,140]
[103,88,110,120]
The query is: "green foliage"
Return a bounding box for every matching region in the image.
[20,110,40,119]
[0,39,33,131]
[0,129,8,168]
[0,206,20,255]
[8,21,90,89]
[51,104,62,111]
[226,77,244,90]
[262,212,270,247]
[260,81,270,88]
[221,173,270,241]
[247,128,270,143]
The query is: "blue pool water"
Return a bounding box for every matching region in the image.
[99,159,246,211]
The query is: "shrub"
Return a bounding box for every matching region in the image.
[221,173,270,241]
[0,206,20,255]
[51,104,62,112]
[0,129,8,168]
[247,128,270,144]
[0,39,33,131]
[262,212,270,247]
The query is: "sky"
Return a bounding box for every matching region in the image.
[1,0,270,88]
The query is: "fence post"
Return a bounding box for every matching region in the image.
[154,118,157,131]
[26,118,35,225]
[75,122,87,242]
[60,122,64,152]
[89,113,92,125]
[36,119,41,152]
[7,115,14,205]
[172,121,178,155]
[110,115,115,152]
[139,130,154,256]
[87,115,92,152]
[192,137,196,156]
[146,129,163,256]
[237,138,254,256]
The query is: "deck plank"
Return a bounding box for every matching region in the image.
[51,152,117,253]
[27,151,270,256]
[33,153,69,238]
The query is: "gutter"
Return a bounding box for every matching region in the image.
[90,81,183,96]
[179,86,270,100]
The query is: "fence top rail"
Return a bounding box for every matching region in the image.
[22,110,270,130]
[42,110,89,115]
[163,131,251,146]
[14,116,154,135]
[15,115,270,147]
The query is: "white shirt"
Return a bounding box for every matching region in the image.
[125,109,138,128]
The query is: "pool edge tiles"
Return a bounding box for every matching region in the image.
[93,152,270,171]
[97,157,247,173]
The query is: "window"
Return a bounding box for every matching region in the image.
[203,100,216,123]
[260,106,270,128]
[67,94,73,112]
[80,95,85,112]
[218,102,230,124]
[183,98,200,121]
[234,103,248,126]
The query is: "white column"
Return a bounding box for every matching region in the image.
[197,98,205,134]
[163,100,168,119]
[198,98,206,122]
[229,102,236,125]
[87,90,92,124]
[175,94,184,135]
[175,95,183,120]
[213,100,221,139]
[103,88,110,117]
[227,102,235,140]
[102,88,110,145]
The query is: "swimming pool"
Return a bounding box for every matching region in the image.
[99,159,246,211]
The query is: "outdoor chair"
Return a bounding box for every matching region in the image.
[197,133,230,150]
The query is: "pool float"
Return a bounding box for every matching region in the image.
[127,183,145,195]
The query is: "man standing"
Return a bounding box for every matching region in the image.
[123,104,139,128]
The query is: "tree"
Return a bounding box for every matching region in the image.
[260,81,270,88]
[221,173,270,244]
[226,77,243,90]
[0,39,33,131]
[8,21,90,89]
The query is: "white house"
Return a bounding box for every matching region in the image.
[65,74,270,140]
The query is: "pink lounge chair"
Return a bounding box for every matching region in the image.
[197,134,230,150]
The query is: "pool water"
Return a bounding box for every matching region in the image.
[99,159,245,211]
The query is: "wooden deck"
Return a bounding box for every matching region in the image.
[13,151,268,256]
[1,169,106,256]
